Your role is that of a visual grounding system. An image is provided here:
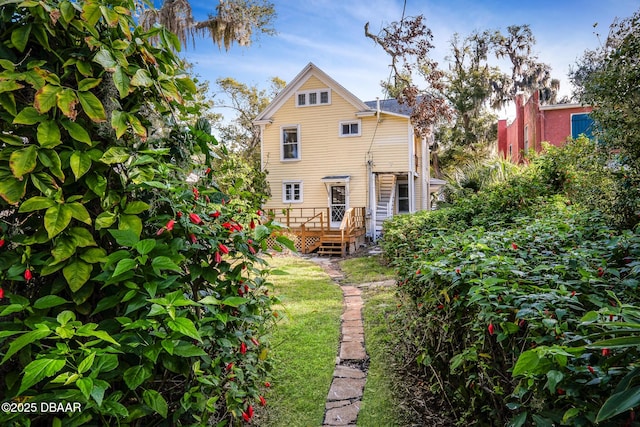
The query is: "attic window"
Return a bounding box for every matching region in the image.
[296,89,330,107]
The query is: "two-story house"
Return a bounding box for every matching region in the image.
[254,63,444,255]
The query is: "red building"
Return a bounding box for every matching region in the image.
[497,91,594,163]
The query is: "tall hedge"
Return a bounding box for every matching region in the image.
[0,1,281,425]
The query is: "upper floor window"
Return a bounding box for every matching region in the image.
[281,125,300,160]
[296,89,330,107]
[339,120,361,137]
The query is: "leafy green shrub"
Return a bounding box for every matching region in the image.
[0,1,283,425]
[381,138,640,425]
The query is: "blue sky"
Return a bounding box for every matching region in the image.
[181,0,639,115]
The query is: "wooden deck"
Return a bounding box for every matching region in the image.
[267,207,366,256]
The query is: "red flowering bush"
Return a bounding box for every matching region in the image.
[381,138,640,425]
[0,1,286,425]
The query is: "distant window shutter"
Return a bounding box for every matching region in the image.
[572,113,594,139]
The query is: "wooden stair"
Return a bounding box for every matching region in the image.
[317,231,347,257]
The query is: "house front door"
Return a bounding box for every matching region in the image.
[330,185,346,228]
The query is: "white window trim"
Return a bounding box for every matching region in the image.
[339,119,361,137]
[295,89,331,107]
[282,181,303,203]
[280,124,301,161]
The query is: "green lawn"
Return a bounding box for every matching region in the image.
[259,255,343,426]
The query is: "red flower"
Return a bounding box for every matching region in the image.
[557,388,565,395]
[205,167,211,175]
[416,269,421,275]
[177,211,183,218]
[226,362,234,371]
[24,269,32,281]
[602,348,610,357]
[250,219,256,229]
[238,287,244,296]
[588,365,595,374]
[455,268,461,274]
[256,210,262,216]
[215,251,222,264]
[597,267,604,277]
[189,233,197,244]
[189,213,202,225]
[511,243,518,250]
[240,342,247,354]
[248,405,254,418]
[218,243,229,254]
[488,323,495,335]
[222,222,233,230]
[0,287,4,299]
[571,290,576,297]
[192,187,199,200]
[251,337,260,346]
[0,239,5,248]
[437,304,444,310]
[166,219,176,231]
[242,412,250,422]
[249,245,256,255]
[210,211,221,218]
[259,396,266,406]
[518,319,526,328]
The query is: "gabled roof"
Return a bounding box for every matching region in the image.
[254,62,375,123]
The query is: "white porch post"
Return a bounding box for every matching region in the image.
[421,135,429,210]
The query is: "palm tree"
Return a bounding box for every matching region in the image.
[139,0,276,50]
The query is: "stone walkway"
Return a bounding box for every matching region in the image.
[304,254,394,426]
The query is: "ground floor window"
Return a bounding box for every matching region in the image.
[398,183,409,212]
[283,181,302,203]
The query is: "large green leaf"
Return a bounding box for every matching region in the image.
[33,295,69,310]
[100,146,129,164]
[79,247,108,264]
[77,78,102,92]
[92,49,117,71]
[167,318,201,342]
[51,236,77,264]
[112,258,136,277]
[69,226,97,247]
[597,385,640,422]
[63,259,93,292]
[44,204,73,238]
[77,90,106,122]
[86,173,107,197]
[34,84,62,113]
[18,196,56,213]
[37,120,62,148]
[1,328,51,364]
[37,149,65,181]
[70,151,92,179]
[113,66,130,98]
[123,365,151,390]
[118,214,142,237]
[151,256,181,275]
[123,201,150,214]
[13,106,44,125]
[10,145,38,179]
[0,169,27,205]
[142,389,168,418]
[0,79,23,94]
[130,69,153,87]
[95,211,117,229]
[18,358,66,394]
[111,110,127,138]
[11,22,31,52]
[60,118,93,145]
[81,1,101,26]
[56,88,79,120]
